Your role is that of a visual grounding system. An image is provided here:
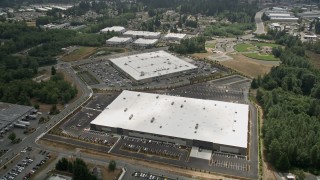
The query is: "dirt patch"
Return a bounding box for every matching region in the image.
[62,47,97,62]
[190,52,213,59]
[307,51,320,69]
[220,54,275,78]
[87,163,122,180]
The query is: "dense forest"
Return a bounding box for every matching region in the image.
[0,23,90,106]
[252,30,320,173]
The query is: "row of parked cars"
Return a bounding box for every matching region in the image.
[1,157,34,180]
[23,153,51,180]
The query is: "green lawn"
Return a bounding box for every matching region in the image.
[234,43,257,52]
[205,42,216,49]
[244,53,279,61]
[254,42,279,48]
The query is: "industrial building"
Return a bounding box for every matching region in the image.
[0,102,35,134]
[90,91,249,155]
[164,33,187,41]
[106,36,133,46]
[100,26,126,34]
[123,30,161,39]
[133,38,158,48]
[109,50,197,82]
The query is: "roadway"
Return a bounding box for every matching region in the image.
[254,10,266,35]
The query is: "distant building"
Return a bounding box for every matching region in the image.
[133,38,158,48]
[100,26,126,34]
[164,33,187,41]
[123,30,161,39]
[106,36,133,46]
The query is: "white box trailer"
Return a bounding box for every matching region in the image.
[17,120,30,126]
[14,123,26,128]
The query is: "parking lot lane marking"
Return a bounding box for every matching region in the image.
[108,136,121,153]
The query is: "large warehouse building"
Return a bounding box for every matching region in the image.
[123,30,161,39]
[90,91,249,155]
[109,50,197,82]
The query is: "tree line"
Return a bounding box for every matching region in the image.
[169,36,206,54]
[252,30,320,173]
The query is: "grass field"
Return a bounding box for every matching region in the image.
[26,21,36,27]
[221,54,277,78]
[62,47,97,62]
[235,43,257,52]
[244,53,279,61]
[78,71,100,85]
[254,42,279,48]
[205,42,216,49]
[93,47,126,57]
[307,51,320,69]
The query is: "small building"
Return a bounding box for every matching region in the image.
[100,26,126,34]
[123,30,161,39]
[164,33,187,41]
[133,38,158,48]
[270,23,281,31]
[304,34,317,42]
[106,36,133,46]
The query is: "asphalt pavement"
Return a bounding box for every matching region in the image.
[254,10,266,35]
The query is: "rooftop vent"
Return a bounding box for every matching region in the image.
[159,126,162,128]
[234,120,236,122]
[124,63,128,65]
[233,129,235,132]
[137,94,140,96]
[180,105,183,108]
[151,117,155,123]
[124,108,128,112]
[195,123,199,129]
[194,131,197,133]
[235,111,237,114]
[203,107,205,110]
[129,114,133,120]
[171,102,174,105]
[156,96,159,99]
[123,97,126,100]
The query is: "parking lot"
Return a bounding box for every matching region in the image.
[211,159,248,171]
[120,137,184,160]
[132,171,176,180]
[0,147,52,180]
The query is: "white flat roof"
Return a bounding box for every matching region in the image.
[101,26,126,33]
[106,36,132,43]
[164,33,187,39]
[109,50,197,81]
[123,30,161,38]
[268,13,292,17]
[134,38,158,45]
[91,90,249,148]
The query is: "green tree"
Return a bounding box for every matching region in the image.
[8,132,16,142]
[51,66,56,75]
[108,160,116,171]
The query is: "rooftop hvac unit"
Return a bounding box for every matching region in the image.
[140,71,145,76]
[137,94,140,96]
[156,96,159,99]
[195,123,199,129]
[124,108,128,112]
[171,102,174,105]
[129,114,133,120]
[151,117,155,123]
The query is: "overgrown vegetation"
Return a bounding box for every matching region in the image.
[169,36,206,54]
[252,30,320,174]
[204,23,255,37]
